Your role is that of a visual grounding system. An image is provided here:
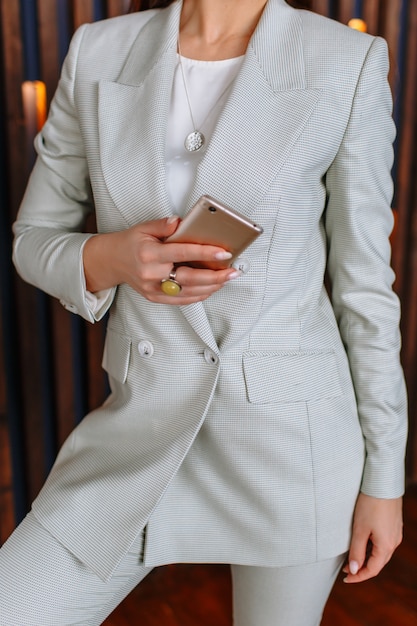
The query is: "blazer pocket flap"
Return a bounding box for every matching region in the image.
[243,351,343,404]
[102,329,131,384]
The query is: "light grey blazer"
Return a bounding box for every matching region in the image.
[13,0,407,581]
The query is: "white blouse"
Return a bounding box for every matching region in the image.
[166,54,244,214]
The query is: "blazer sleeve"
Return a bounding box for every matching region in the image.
[325,36,408,499]
[12,24,116,322]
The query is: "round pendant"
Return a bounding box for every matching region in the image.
[184,130,205,152]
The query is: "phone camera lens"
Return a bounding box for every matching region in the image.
[209,206,216,213]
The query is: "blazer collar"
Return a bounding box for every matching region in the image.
[117,0,305,91]
[251,0,307,92]
[117,1,181,88]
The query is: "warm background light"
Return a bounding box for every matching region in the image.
[348,18,368,32]
[22,80,47,136]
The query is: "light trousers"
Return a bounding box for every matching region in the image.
[0,512,345,626]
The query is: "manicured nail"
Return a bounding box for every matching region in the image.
[215,251,233,260]
[349,560,359,575]
[227,270,241,280]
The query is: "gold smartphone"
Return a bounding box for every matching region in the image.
[165,195,263,269]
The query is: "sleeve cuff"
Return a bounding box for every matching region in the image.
[85,288,117,321]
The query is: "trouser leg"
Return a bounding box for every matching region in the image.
[0,511,153,626]
[231,553,346,626]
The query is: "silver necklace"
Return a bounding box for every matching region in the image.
[177,40,235,153]
[177,40,205,152]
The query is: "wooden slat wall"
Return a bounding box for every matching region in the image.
[392,1,417,480]
[0,0,31,543]
[0,0,416,544]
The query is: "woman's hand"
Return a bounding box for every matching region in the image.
[83,216,240,304]
[343,493,403,583]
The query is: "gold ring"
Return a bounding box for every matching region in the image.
[160,267,182,296]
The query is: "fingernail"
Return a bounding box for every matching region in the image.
[349,560,359,575]
[167,215,179,224]
[215,251,233,260]
[227,270,241,281]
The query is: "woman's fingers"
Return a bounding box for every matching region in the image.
[173,265,240,287]
[83,217,241,301]
[131,217,235,266]
[344,544,391,583]
[135,236,233,267]
[126,219,242,302]
[134,215,180,239]
[343,493,403,584]
[142,266,241,304]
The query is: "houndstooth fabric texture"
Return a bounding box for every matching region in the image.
[0,512,345,625]
[12,0,407,581]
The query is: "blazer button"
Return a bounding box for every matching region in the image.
[232,257,250,274]
[204,348,219,365]
[60,300,78,314]
[138,340,154,358]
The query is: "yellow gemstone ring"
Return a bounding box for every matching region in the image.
[160,267,182,296]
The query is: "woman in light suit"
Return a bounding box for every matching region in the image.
[0,0,407,624]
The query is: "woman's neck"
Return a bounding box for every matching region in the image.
[179,0,268,60]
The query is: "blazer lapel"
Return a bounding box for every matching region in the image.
[98,2,181,226]
[186,0,322,219]
[179,303,220,353]
[98,2,219,351]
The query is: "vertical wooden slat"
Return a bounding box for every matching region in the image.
[73,0,94,27]
[406,168,417,479]
[0,414,14,543]
[19,0,61,475]
[0,66,13,541]
[337,0,356,25]
[37,0,76,457]
[362,0,380,34]
[87,323,109,411]
[391,0,417,481]
[0,0,31,522]
[0,91,16,537]
[10,0,52,504]
[311,0,332,16]
[392,3,417,303]
[14,297,46,505]
[51,301,78,447]
[0,320,5,421]
[382,0,402,90]
[107,0,131,18]
[0,4,26,213]
[353,0,363,16]
[37,0,60,103]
